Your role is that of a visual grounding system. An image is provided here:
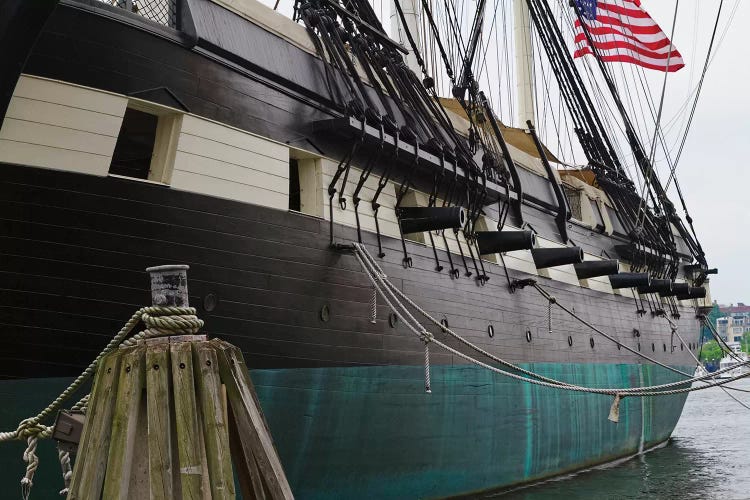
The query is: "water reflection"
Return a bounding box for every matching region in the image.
[488,380,750,500]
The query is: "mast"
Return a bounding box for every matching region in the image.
[390,0,423,73]
[514,0,535,127]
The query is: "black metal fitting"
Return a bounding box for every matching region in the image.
[330,243,356,252]
[510,278,537,293]
[52,410,86,454]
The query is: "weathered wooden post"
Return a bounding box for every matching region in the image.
[65,265,294,499]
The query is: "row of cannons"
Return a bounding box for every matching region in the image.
[396,206,708,301]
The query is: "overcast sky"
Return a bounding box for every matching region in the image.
[639,1,746,304]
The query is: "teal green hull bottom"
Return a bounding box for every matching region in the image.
[0,362,690,499]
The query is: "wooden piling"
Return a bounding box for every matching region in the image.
[65,265,293,499]
[102,347,145,500]
[194,343,235,500]
[145,340,174,499]
[68,352,122,499]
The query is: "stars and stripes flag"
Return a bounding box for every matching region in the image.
[573,0,685,73]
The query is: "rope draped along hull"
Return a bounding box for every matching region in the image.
[0,163,701,497]
[0,0,707,497]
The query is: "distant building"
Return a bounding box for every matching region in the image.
[715,302,750,344]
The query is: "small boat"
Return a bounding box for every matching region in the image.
[716,352,750,380]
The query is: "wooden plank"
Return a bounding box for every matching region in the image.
[213,339,294,500]
[0,139,109,176]
[0,117,118,156]
[149,114,183,185]
[296,157,324,217]
[102,346,146,499]
[5,96,124,136]
[194,383,214,500]
[227,401,267,500]
[177,133,289,178]
[180,115,288,162]
[176,133,288,176]
[13,75,127,116]
[67,351,122,499]
[193,342,235,499]
[170,169,288,210]
[170,340,204,498]
[127,394,151,499]
[145,342,174,500]
[173,150,289,193]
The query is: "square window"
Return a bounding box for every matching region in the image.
[110,108,159,179]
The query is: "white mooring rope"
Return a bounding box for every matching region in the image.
[57,447,72,497]
[370,288,378,324]
[352,243,750,421]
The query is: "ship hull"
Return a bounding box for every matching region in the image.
[253,362,689,499]
[0,163,697,498]
[1,362,690,499]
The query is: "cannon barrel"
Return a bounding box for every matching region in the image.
[574,260,619,280]
[638,279,672,295]
[684,265,718,276]
[608,273,650,289]
[531,247,584,269]
[397,206,466,234]
[476,230,536,254]
[660,282,689,297]
[676,287,707,300]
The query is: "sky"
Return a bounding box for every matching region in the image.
[638,1,747,304]
[263,0,746,303]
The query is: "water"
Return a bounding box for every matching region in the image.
[493,379,750,500]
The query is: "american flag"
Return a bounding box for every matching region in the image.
[573,0,685,73]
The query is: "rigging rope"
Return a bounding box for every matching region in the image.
[352,243,750,401]
[669,0,724,180]
[639,0,680,228]
[669,322,750,409]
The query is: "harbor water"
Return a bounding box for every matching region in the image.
[491,379,750,500]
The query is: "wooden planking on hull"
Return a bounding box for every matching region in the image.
[0,163,701,382]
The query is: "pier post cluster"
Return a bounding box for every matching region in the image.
[65,266,293,499]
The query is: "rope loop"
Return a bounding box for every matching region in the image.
[141,312,203,336]
[424,342,432,394]
[370,288,377,324]
[419,330,434,344]
[21,435,39,500]
[58,447,72,497]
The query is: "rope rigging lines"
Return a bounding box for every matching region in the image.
[527,0,716,280]
[290,0,720,281]
[292,0,724,300]
[296,0,529,277]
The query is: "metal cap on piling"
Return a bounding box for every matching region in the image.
[146,265,190,307]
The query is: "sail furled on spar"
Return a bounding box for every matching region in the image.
[572,0,685,72]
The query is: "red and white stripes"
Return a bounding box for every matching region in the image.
[573,0,685,73]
